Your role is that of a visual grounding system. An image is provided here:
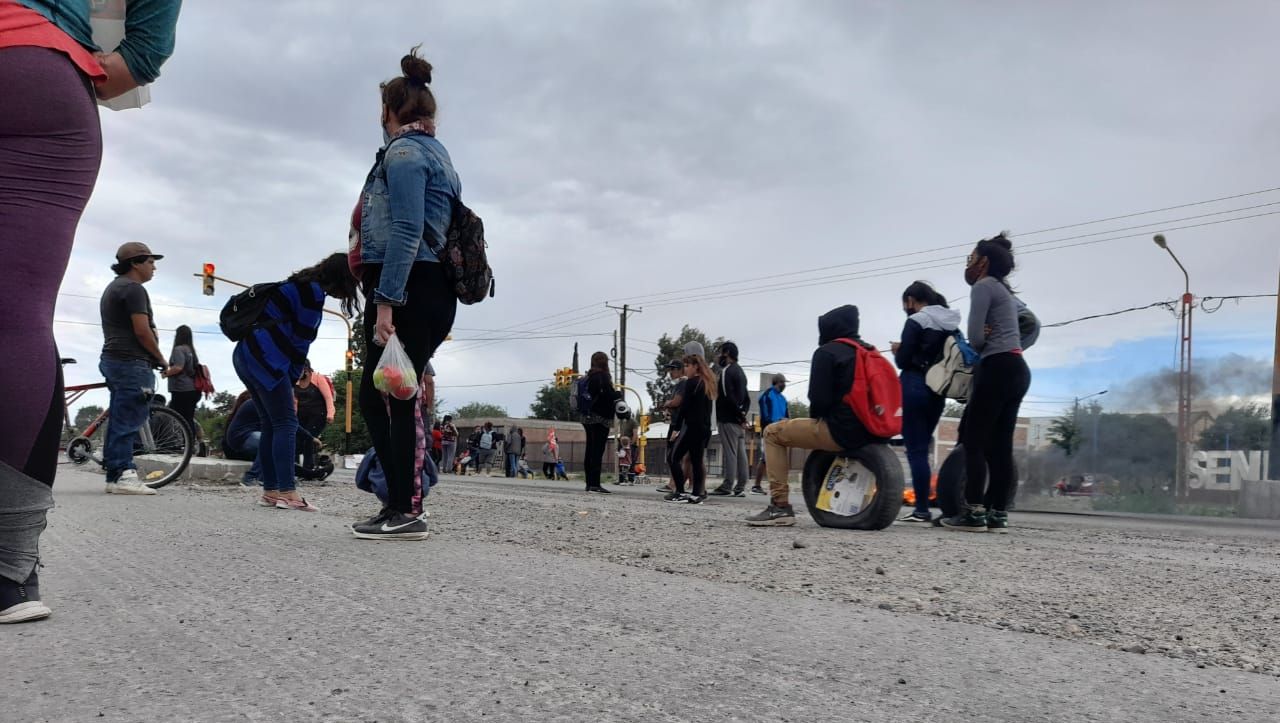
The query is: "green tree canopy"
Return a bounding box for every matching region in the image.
[529,383,575,421]
[1198,404,1271,451]
[453,402,508,420]
[787,400,810,419]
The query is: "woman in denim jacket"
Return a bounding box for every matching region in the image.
[351,46,460,542]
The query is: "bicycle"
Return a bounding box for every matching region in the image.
[61,358,194,489]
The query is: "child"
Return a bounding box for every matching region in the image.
[555,458,569,481]
[617,436,635,484]
[517,455,533,479]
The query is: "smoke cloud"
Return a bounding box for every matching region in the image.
[1110,354,1271,412]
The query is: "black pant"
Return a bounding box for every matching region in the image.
[360,262,457,514]
[961,352,1031,511]
[670,428,710,496]
[297,416,325,469]
[543,462,555,479]
[583,422,609,488]
[169,390,201,439]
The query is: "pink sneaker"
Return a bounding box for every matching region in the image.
[275,496,318,512]
[257,494,280,508]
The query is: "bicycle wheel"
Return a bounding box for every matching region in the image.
[136,406,194,489]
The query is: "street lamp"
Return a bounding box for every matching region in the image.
[1073,390,1107,463]
[1154,233,1194,499]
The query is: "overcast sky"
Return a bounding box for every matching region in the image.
[56,0,1280,420]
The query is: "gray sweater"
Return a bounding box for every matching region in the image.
[967,277,1022,358]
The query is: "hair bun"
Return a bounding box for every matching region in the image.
[401,45,433,86]
[985,231,1013,251]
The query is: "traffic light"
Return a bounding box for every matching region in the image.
[639,414,650,435]
[201,263,216,296]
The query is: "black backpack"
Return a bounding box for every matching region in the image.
[433,201,494,305]
[219,283,281,341]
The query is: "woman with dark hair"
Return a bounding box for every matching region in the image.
[581,352,623,494]
[941,234,1031,533]
[892,281,960,523]
[352,46,461,541]
[166,325,202,436]
[666,353,718,504]
[232,253,360,512]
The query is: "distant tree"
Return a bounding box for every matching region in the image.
[72,405,104,432]
[1198,404,1270,451]
[349,311,367,370]
[1047,412,1082,457]
[453,402,508,420]
[529,384,575,421]
[320,369,372,455]
[645,325,725,412]
[787,400,810,419]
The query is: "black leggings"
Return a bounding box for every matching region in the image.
[360,262,457,514]
[670,429,710,496]
[961,352,1031,511]
[169,390,201,438]
[583,422,609,488]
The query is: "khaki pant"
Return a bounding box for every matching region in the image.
[764,418,842,507]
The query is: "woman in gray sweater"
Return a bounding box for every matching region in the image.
[942,234,1031,533]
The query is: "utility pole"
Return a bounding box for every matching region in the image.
[605,303,642,388]
[1270,262,1280,480]
[1154,235,1193,499]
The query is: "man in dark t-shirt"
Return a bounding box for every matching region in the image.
[98,242,172,495]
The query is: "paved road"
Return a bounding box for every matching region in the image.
[5,468,1278,722]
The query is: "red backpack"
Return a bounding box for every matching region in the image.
[833,338,902,439]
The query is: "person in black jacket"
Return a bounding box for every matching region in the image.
[891,281,961,523]
[710,341,751,496]
[666,353,717,504]
[746,305,873,526]
[582,351,623,493]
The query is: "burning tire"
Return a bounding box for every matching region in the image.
[801,444,904,530]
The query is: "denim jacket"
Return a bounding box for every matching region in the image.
[360,131,461,306]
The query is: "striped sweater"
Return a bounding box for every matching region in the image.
[234,281,325,389]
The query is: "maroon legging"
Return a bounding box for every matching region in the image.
[0,47,103,486]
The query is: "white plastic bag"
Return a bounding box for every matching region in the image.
[372,333,418,400]
[90,0,151,111]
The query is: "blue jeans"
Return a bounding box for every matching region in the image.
[99,358,156,483]
[233,348,298,493]
[241,431,263,484]
[506,452,518,477]
[901,371,945,516]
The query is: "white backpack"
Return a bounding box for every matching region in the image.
[925,333,978,402]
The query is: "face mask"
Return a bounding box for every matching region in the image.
[964,258,984,286]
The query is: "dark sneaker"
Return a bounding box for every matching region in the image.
[732,486,746,497]
[0,571,51,624]
[709,486,733,496]
[940,508,989,532]
[750,486,766,495]
[352,506,393,530]
[898,511,933,524]
[684,495,707,505]
[352,512,429,541]
[586,486,612,494]
[664,492,688,502]
[988,510,1010,534]
[746,505,797,527]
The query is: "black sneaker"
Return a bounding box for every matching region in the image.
[586,486,612,494]
[940,507,989,532]
[352,512,429,541]
[750,486,766,495]
[0,571,51,624]
[664,492,688,502]
[684,495,707,505]
[745,505,796,527]
[987,510,1010,534]
[709,486,733,496]
[351,506,393,530]
[898,511,933,524]
[732,487,746,497]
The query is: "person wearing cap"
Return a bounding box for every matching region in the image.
[97,242,177,496]
[657,359,687,494]
[752,372,790,494]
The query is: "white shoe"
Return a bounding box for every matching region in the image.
[113,470,157,496]
[0,601,51,624]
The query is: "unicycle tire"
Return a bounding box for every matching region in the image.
[137,406,194,489]
[935,444,1020,517]
[801,444,904,531]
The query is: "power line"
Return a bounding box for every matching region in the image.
[437,378,548,389]
[1042,301,1177,328]
[1199,293,1278,314]
[1014,186,1280,236]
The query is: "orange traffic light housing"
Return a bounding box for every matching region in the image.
[201,263,216,296]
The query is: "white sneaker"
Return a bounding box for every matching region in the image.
[113,470,157,496]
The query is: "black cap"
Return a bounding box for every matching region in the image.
[663,360,683,370]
